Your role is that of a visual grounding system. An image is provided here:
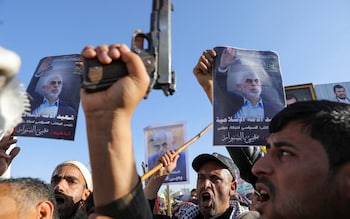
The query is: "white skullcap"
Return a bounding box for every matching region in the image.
[55,160,93,191]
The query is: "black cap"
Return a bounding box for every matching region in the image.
[192,152,236,180]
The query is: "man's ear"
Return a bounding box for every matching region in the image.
[82,189,92,201]
[229,181,237,196]
[37,201,54,219]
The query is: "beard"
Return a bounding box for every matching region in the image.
[337,95,346,99]
[241,86,262,101]
[44,90,60,101]
[54,191,81,219]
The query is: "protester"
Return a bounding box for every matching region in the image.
[194,48,350,218]
[0,148,93,218]
[0,139,93,218]
[0,177,59,219]
[51,160,93,219]
[145,150,194,217]
[146,149,252,219]
[189,188,197,204]
[144,150,180,214]
[252,100,350,219]
[80,43,260,219]
[81,44,152,219]
[147,150,249,219]
[190,152,248,219]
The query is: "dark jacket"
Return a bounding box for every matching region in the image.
[31,97,76,117]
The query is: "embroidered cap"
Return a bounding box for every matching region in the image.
[192,152,236,180]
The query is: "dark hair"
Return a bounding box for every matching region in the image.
[333,84,345,92]
[269,100,350,170]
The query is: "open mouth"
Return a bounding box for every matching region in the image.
[202,193,211,201]
[253,181,272,212]
[201,192,212,207]
[54,193,66,205]
[255,190,270,203]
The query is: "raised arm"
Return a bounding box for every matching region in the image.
[81,44,151,219]
[193,49,216,103]
[144,150,179,212]
[192,49,263,185]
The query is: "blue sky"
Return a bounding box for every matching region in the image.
[1,0,350,193]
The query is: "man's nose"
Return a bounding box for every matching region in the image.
[251,154,273,177]
[251,80,259,86]
[53,179,67,192]
[200,178,212,189]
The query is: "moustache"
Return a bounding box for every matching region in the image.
[54,191,80,219]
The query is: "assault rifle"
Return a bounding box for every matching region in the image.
[81,0,175,97]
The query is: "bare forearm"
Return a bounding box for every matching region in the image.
[86,111,138,206]
[205,83,213,104]
[144,175,167,200]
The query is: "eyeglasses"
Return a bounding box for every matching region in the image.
[49,80,62,86]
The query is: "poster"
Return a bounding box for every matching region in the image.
[213,46,285,146]
[144,121,189,184]
[15,54,82,140]
[285,83,316,105]
[314,81,350,104]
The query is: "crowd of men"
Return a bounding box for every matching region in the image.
[1,44,350,219]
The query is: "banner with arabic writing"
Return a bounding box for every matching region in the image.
[15,54,81,140]
[144,121,189,184]
[213,46,285,146]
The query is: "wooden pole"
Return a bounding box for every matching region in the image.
[167,184,171,216]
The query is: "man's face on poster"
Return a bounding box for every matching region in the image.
[153,138,169,155]
[43,75,62,101]
[238,72,262,100]
[334,87,347,99]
